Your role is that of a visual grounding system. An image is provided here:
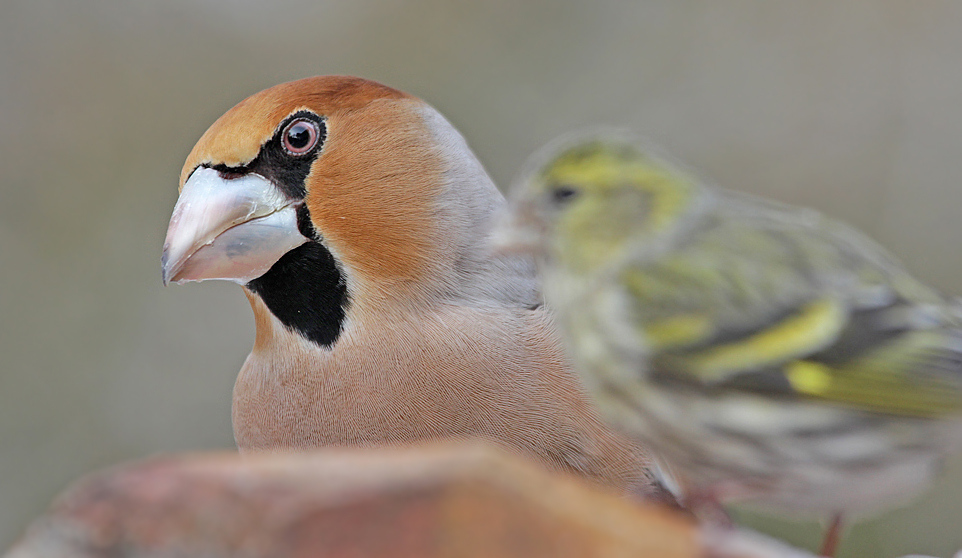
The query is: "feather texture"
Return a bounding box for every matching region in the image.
[167,78,657,496]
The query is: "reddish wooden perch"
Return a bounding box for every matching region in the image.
[4,443,813,558]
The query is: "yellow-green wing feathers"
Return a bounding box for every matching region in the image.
[785,328,962,417]
[619,192,962,417]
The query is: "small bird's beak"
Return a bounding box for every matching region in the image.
[488,202,543,257]
[161,167,308,285]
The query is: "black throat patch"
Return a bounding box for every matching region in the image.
[246,237,349,349]
[205,111,349,348]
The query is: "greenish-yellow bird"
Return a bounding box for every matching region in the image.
[498,132,962,554]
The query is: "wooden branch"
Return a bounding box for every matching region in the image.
[4,442,814,558]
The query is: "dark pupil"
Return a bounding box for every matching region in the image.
[550,185,579,204]
[288,123,312,149]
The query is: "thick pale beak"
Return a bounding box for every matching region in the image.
[161,167,308,285]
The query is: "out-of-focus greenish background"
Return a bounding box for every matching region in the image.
[2,1,962,556]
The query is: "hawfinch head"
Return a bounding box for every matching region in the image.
[162,76,522,347]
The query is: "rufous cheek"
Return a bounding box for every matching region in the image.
[302,99,448,289]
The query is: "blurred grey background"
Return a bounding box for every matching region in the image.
[2,1,962,556]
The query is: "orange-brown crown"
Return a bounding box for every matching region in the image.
[180,76,410,186]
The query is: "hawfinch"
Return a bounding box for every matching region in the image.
[161,76,656,496]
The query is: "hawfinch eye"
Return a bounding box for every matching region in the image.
[282,119,320,155]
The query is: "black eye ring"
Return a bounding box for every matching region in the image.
[282,118,321,155]
[549,185,580,205]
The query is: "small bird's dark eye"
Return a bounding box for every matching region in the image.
[282,119,320,155]
[549,185,580,205]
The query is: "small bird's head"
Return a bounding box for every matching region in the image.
[499,134,703,275]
